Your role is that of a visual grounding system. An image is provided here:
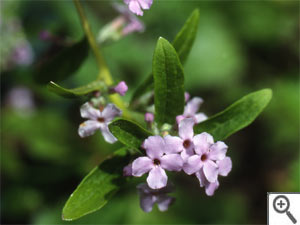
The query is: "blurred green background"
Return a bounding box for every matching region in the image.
[1,0,299,224]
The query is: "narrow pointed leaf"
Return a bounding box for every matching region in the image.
[173,9,200,64]
[62,148,131,221]
[130,9,199,105]
[35,37,88,84]
[109,118,152,150]
[194,89,272,140]
[47,80,106,98]
[153,37,185,126]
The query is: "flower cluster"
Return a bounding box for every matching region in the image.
[124,105,232,211]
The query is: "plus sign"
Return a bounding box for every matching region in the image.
[277,199,286,208]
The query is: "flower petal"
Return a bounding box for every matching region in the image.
[132,157,153,177]
[209,141,227,161]
[160,154,183,172]
[80,102,101,120]
[184,97,203,116]
[101,104,122,122]
[139,194,155,212]
[195,113,208,123]
[147,167,167,189]
[178,118,195,140]
[176,115,185,124]
[78,120,101,137]
[217,156,232,176]
[180,148,194,162]
[143,136,164,159]
[138,0,153,9]
[128,0,143,16]
[205,181,219,196]
[193,132,214,155]
[99,124,117,143]
[195,169,208,187]
[156,195,175,212]
[203,160,218,183]
[164,135,183,154]
[183,155,203,175]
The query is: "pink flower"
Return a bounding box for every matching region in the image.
[176,97,207,124]
[78,102,122,143]
[144,112,154,122]
[183,132,228,183]
[113,81,128,96]
[195,157,232,196]
[131,135,183,189]
[124,0,153,16]
[137,183,175,212]
[169,118,201,162]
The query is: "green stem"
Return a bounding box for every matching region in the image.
[73,0,130,118]
[73,0,112,84]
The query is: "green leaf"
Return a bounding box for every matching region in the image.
[109,118,152,150]
[47,80,106,98]
[194,89,273,140]
[153,37,185,126]
[173,9,200,64]
[62,148,131,221]
[130,9,199,106]
[34,37,88,84]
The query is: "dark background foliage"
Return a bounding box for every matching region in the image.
[1,0,299,224]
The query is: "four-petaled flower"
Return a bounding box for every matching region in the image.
[176,97,207,124]
[124,0,153,16]
[132,135,183,189]
[196,156,232,196]
[182,132,231,195]
[78,102,121,143]
[137,183,175,212]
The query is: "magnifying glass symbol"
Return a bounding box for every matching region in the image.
[273,195,297,224]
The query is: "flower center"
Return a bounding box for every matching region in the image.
[183,139,191,149]
[201,154,208,162]
[153,158,160,165]
[98,117,105,123]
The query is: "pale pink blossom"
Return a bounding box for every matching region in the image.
[131,135,183,189]
[176,97,207,124]
[78,102,121,143]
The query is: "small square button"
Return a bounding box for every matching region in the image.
[268,192,300,225]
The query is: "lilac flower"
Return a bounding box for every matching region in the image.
[124,0,153,16]
[78,102,122,143]
[195,157,232,196]
[171,118,199,162]
[12,42,34,66]
[113,81,128,96]
[183,132,228,183]
[5,86,35,115]
[176,97,207,124]
[144,112,154,122]
[131,135,183,189]
[137,183,175,212]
